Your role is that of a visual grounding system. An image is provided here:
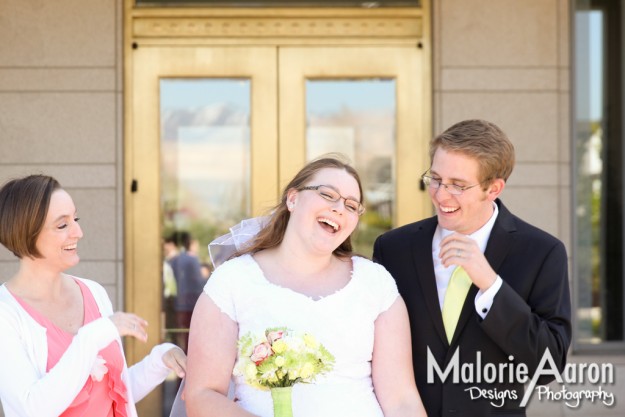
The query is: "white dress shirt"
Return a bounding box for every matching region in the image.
[432,202,503,319]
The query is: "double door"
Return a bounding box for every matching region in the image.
[126,42,428,414]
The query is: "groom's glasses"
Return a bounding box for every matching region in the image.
[421,171,488,196]
[299,185,365,215]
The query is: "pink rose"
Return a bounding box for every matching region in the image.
[266,330,285,344]
[250,342,272,365]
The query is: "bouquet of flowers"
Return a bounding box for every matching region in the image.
[234,327,335,417]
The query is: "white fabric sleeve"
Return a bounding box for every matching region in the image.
[83,278,177,404]
[371,261,400,314]
[474,275,503,319]
[0,311,119,417]
[127,342,178,402]
[202,260,237,321]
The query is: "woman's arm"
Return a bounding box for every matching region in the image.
[185,293,258,417]
[127,343,186,402]
[0,309,118,417]
[372,297,428,417]
[86,277,188,401]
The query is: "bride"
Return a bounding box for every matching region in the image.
[182,156,427,417]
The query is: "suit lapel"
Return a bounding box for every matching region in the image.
[483,200,516,272]
[410,218,449,345]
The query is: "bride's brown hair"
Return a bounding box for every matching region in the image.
[237,155,363,259]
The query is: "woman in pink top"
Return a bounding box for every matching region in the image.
[0,175,187,417]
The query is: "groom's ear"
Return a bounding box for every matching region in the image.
[486,178,505,201]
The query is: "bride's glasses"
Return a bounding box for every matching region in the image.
[299,185,365,216]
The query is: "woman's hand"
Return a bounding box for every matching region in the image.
[108,312,148,342]
[163,346,187,378]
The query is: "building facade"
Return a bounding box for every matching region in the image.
[0,0,623,416]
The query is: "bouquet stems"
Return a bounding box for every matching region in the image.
[271,386,293,417]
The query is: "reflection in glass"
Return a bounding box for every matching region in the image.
[575,1,624,348]
[160,78,251,413]
[306,79,396,257]
[575,7,603,346]
[161,79,251,253]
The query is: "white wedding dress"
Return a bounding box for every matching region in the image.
[188,254,399,417]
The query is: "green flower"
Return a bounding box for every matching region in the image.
[300,362,315,379]
[245,363,257,380]
[288,369,299,380]
[275,356,286,367]
[303,333,319,349]
[272,339,287,354]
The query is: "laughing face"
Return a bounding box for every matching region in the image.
[34,189,83,271]
[429,148,503,235]
[287,167,361,255]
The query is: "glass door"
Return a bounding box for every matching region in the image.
[126,44,428,416]
[126,45,278,416]
[279,46,429,255]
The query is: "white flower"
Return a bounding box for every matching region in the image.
[90,355,109,382]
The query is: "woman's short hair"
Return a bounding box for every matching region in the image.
[430,119,516,187]
[0,175,61,259]
[238,155,363,259]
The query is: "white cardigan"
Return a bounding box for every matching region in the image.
[0,277,175,417]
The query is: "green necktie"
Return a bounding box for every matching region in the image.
[442,266,472,343]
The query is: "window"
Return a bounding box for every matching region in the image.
[574,0,624,350]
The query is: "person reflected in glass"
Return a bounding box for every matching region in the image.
[167,231,205,353]
[184,156,426,417]
[0,175,187,417]
[163,234,179,332]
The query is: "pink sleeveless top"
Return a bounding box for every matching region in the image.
[12,279,128,417]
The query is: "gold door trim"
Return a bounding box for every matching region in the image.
[127,4,426,45]
[132,15,423,40]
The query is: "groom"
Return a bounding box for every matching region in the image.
[373,119,571,416]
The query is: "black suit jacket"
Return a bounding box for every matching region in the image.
[373,200,571,417]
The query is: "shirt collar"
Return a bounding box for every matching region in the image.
[437,201,499,253]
